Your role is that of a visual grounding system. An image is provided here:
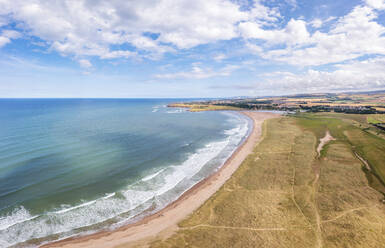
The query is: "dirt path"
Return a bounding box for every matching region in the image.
[288,136,321,247]
[322,206,371,223]
[181,224,287,232]
[313,130,335,248]
[316,131,335,158]
[354,152,371,171]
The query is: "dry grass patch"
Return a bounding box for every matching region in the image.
[147,115,385,248]
[149,118,318,248]
[316,142,385,248]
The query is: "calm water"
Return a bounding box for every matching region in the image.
[0,99,250,247]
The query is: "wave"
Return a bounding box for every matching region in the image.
[181,142,191,147]
[103,192,116,199]
[53,200,97,214]
[151,104,165,113]
[165,108,185,114]
[141,168,166,182]
[0,206,38,231]
[0,112,250,247]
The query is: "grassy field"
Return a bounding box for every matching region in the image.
[310,112,385,141]
[367,114,385,124]
[146,115,385,248]
[167,103,242,112]
[174,92,385,115]
[295,113,385,194]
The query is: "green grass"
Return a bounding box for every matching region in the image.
[293,113,385,194]
[368,116,382,124]
[317,113,368,125]
[367,114,385,124]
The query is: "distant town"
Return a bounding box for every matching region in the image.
[169,90,385,131]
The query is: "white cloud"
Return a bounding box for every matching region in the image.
[246,5,385,66]
[0,36,10,47]
[260,57,385,92]
[365,0,385,10]
[213,53,227,61]
[100,50,136,59]
[240,18,310,47]
[0,29,21,47]
[309,16,336,28]
[78,59,92,68]
[155,64,240,79]
[245,42,263,53]
[0,0,279,62]
[1,0,384,88]
[0,16,8,27]
[310,18,323,28]
[2,30,21,39]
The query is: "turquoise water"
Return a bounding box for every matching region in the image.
[0,99,250,247]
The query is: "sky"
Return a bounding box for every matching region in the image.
[0,0,385,98]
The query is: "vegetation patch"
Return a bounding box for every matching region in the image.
[168,103,242,112]
[367,116,383,124]
[294,113,385,194]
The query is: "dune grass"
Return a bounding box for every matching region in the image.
[146,115,385,248]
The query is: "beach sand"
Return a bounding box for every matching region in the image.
[42,111,279,248]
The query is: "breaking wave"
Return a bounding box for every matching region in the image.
[0,112,251,248]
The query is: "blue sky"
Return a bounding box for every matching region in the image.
[0,0,385,98]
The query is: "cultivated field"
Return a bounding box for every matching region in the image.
[169,91,385,114]
[147,114,385,248]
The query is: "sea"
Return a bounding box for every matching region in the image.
[0,99,251,247]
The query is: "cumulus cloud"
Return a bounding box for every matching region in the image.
[310,18,323,28]
[1,0,384,96]
[7,0,381,70]
[78,59,92,69]
[0,36,10,47]
[213,53,227,61]
[0,0,383,70]
[260,57,385,92]
[240,18,310,47]
[0,0,279,61]
[0,29,21,47]
[155,64,240,79]
[245,4,385,66]
[309,16,336,28]
[365,0,385,10]
[0,16,8,27]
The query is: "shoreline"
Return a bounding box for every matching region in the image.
[42,111,279,248]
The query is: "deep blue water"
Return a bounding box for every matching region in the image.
[0,99,250,247]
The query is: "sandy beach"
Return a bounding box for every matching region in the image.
[42,111,279,248]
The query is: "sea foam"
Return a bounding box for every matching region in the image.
[0,112,250,247]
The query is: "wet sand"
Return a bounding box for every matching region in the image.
[42,111,279,248]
